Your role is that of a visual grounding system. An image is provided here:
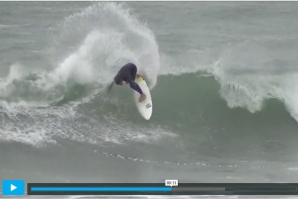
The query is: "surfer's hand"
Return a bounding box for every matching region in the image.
[139,93,146,102]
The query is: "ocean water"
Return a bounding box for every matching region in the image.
[1,1,298,199]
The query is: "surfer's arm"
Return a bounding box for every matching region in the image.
[127,79,143,95]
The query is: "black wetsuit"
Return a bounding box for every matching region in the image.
[114,63,143,95]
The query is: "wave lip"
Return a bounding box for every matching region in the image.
[159,39,298,123]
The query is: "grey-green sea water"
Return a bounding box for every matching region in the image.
[1,2,298,199]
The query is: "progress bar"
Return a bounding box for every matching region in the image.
[31,187,172,191]
[28,183,298,195]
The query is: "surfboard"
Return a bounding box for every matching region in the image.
[134,75,153,120]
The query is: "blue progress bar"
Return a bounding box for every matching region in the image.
[31,187,172,192]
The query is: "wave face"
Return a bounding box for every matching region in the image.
[164,40,298,121]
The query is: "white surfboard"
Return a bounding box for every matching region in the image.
[133,76,153,120]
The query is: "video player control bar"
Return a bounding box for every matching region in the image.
[28,183,298,195]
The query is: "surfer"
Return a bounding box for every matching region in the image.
[108,63,146,102]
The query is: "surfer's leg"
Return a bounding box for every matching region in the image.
[130,63,137,80]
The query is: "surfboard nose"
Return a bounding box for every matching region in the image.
[133,78,153,120]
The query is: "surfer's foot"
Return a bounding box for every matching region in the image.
[139,93,146,102]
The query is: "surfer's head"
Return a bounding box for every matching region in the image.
[114,75,123,85]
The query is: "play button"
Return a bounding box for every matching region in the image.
[11,184,17,191]
[2,180,25,196]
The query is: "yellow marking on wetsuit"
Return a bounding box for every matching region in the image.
[135,75,143,83]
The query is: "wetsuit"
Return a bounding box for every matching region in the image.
[114,63,143,95]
